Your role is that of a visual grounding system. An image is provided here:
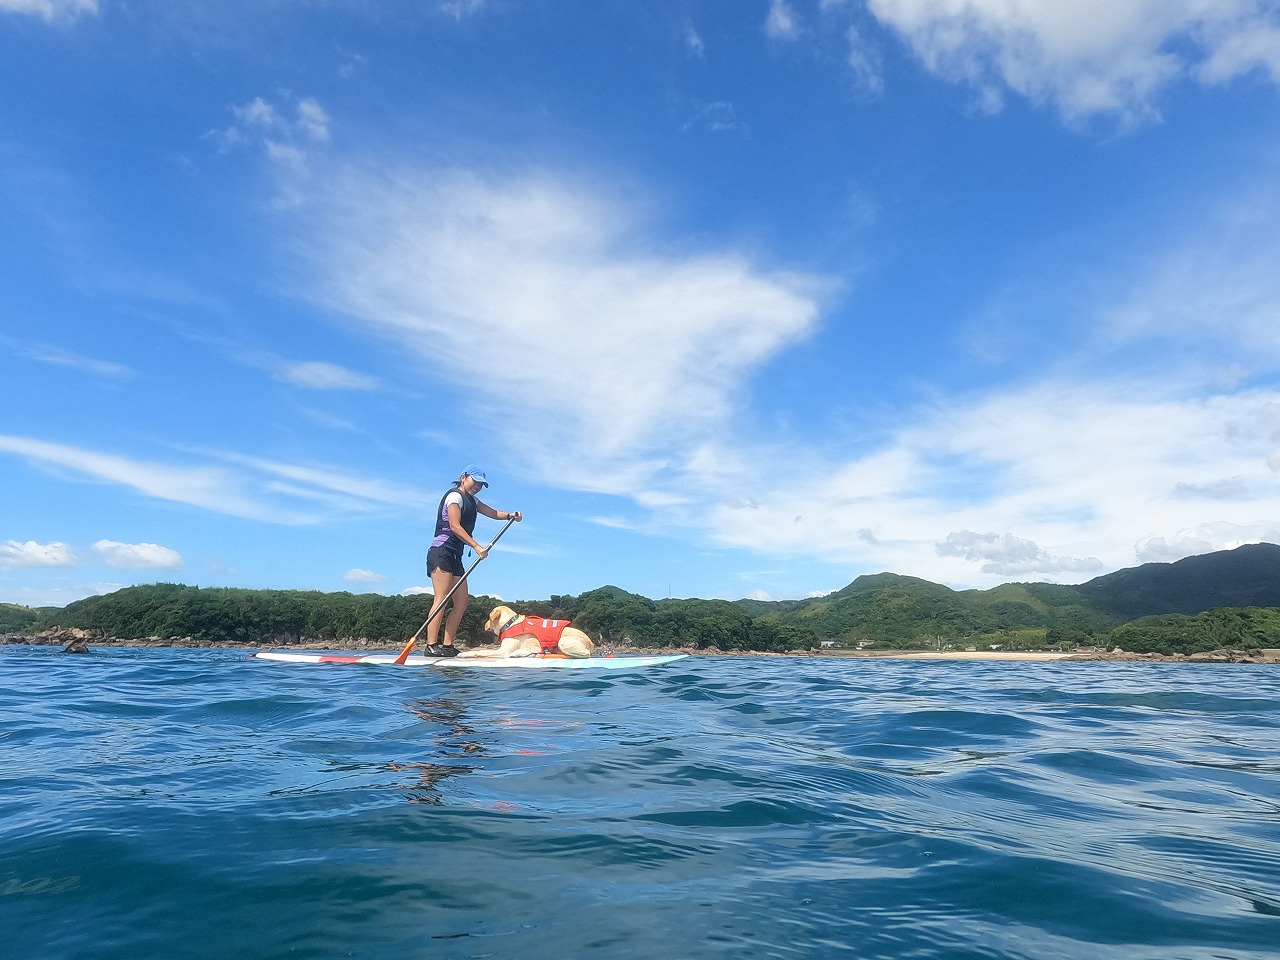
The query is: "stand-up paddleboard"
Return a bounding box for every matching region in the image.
[252,650,688,670]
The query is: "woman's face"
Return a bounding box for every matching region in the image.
[460,475,485,495]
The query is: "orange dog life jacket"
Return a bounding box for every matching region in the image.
[500,617,572,654]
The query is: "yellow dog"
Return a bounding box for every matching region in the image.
[460,605,596,659]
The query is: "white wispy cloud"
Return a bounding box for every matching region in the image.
[0,540,76,568]
[92,540,183,569]
[135,317,380,394]
[292,165,825,496]
[440,0,485,19]
[1103,185,1280,357]
[685,20,705,58]
[0,435,432,523]
[0,435,284,521]
[587,516,637,531]
[222,454,433,511]
[683,100,749,134]
[0,335,133,379]
[343,568,388,584]
[0,0,96,22]
[866,0,1280,122]
[277,360,380,391]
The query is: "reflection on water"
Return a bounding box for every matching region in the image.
[396,695,487,803]
[386,760,478,805]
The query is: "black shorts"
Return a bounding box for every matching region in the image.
[426,545,465,577]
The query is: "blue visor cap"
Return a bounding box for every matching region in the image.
[460,465,489,487]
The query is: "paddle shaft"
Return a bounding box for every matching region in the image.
[393,515,518,664]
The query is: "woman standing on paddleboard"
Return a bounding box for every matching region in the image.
[423,466,521,656]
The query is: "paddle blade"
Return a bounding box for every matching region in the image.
[391,635,417,665]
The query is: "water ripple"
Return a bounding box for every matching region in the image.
[2,647,1278,959]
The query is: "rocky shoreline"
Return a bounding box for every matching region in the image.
[5,629,1279,663]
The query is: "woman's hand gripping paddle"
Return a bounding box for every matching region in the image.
[393,516,518,665]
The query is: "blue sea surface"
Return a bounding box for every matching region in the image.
[2,647,1278,959]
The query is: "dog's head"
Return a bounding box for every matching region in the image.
[486,605,517,635]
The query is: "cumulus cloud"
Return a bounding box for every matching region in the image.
[235,97,280,130]
[1135,521,1280,563]
[1173,477,1253,500]
[938,530,1043,564]
[866,0,1280,122]
[691,379,1280,586]
[293,166,824,495]
[206,95,331,175]
[0,0,96,21]
[295,98,330,143]
[343,568,388,584]
[264,141,308,173]
[277,361,380,391]
[845,26,886,97]
[92,540,183,569]
[1198,14,1280,83]
[0,540,76,568]
[936,530,1101,576]
[766,0,800,40]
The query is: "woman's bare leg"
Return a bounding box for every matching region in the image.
[425,567,457,648]
[441,579,469,647]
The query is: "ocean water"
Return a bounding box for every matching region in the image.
[2,648,1278,960]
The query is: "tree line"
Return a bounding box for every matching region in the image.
[19,583,818,651]
[8,575,1279,654]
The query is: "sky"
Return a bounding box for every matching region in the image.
[3,0,1280,610]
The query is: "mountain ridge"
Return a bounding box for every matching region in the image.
[745,543,1280,645]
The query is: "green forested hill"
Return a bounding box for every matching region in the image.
[0,603,42,633]
[1076,542,1280,619]
[778,573,991,644]
[12,544,1280,653]
[759,544,1280,648]
[759,574,1114,648]
[1107,607,1280,654]
[30,583,445,645]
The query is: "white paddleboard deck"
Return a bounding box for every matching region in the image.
[253,650,688,670]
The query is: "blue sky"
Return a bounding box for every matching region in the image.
[3,0,1280,610]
